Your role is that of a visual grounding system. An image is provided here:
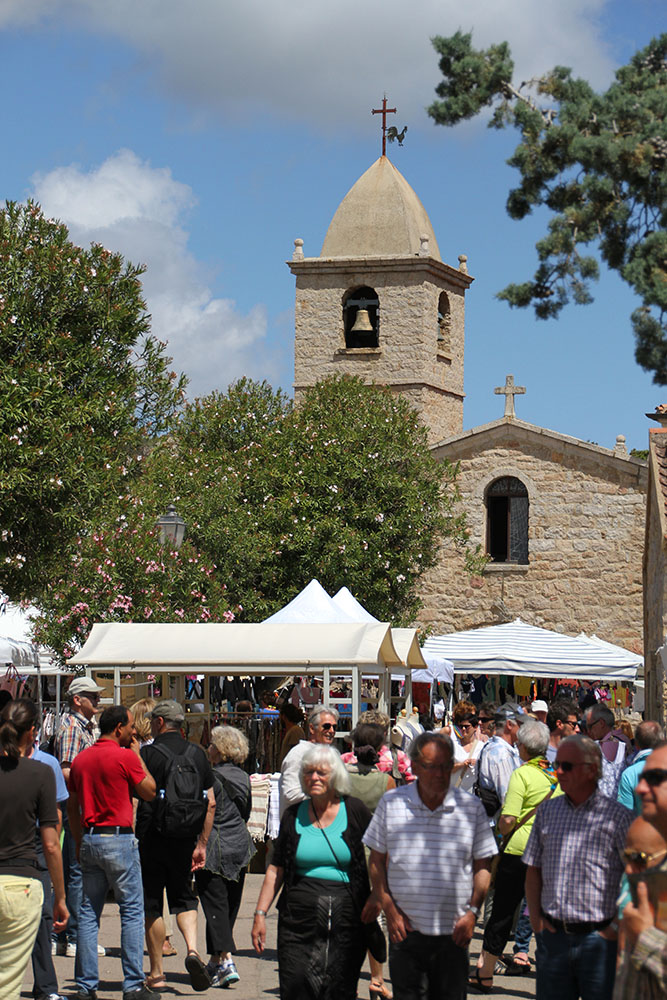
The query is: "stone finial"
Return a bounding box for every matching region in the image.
[494,374,526,418]
[419,234,429,257]
[647,404,667,427]
[292,238,304,261]
[613,434,629,458]
[458,254,468,273]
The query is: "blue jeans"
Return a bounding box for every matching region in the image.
[513,901,532,955]
[75,833,145,994]
[535,927,617,1000]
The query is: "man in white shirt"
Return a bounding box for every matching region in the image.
[278,705,338,817]
[476,703,524,820]
[362,732,496,1000]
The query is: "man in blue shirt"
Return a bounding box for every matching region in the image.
[617,721,665,815]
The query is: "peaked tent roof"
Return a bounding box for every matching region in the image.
[422,619,640,681]
[331,587,379,623]
[264,580,357,625]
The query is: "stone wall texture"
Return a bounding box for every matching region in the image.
[643,461,667,724]
[419,431,647,654]
[291,258,468,443]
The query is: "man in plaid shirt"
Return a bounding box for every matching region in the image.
[525,734,632,1000]
[54,677,104,956]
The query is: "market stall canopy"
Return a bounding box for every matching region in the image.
[0,633,39,668]
[422,618,640,681]
[0,599,57,671]
[331,587,380,623]
[412,649,455,685]
[68,621,404,672]
[264,580,358,625]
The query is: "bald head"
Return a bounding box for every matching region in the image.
[635,721,665,751]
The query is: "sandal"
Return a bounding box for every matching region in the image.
[508,953,531,973]
[162,938,177,957]
[468,969,493,994]
[370,980,393,1000]
[146,976,168,990]
[185,951,211,992]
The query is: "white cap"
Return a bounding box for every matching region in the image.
[531,700,548,713]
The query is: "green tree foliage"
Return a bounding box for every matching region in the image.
[134,375,480,625]
[0,201,187,600]
[428,32,667,382]
[32,496,236,665]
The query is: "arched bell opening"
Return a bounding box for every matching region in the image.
[343,286,379,348]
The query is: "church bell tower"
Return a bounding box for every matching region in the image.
[289,130,473,443]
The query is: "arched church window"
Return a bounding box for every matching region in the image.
[486,476,529,564]
[343,286,379,349]
[437,291,451,350]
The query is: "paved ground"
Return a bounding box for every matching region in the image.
[23,873,536,999]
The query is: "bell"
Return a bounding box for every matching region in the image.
[350,307,373,333]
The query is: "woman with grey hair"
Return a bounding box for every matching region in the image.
[252,745,375,1000]
[196,725,256,989]
[472,720,561,991]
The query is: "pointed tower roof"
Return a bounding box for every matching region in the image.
[320,156,441,260]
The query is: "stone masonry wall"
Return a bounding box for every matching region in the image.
[419,437,647,653]
[643,479,667,723]
[292,260,467,443]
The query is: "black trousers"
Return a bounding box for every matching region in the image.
[482,853,527,957]
[195,869,246,956]
[31,849,60,999]
[389,931,468,1000]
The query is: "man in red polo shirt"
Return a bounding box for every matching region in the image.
[68,705,156,1000]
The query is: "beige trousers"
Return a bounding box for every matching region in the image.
[0,874,44,1000]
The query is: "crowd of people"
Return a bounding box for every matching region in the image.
[1,682,667,1000]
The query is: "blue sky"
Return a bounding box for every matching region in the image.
[0,0,663,451]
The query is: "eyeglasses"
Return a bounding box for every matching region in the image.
[459,721,477,731]
[565,718,580,728]
[478,717,494,724]
[83,693,100,703]
[319,723,336,732]
[620,847,667,867]
[554,760,584,772]
[640,768,667,787]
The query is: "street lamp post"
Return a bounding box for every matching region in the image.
[156,503,186,550]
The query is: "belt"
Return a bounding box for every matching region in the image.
[543,912,613,935]
[84,826,133,836]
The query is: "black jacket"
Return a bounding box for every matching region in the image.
[273,795,372,912]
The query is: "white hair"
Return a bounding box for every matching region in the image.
[299,744,350,796]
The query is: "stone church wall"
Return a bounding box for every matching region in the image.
[419,436,647,653]
[643,468,667,724]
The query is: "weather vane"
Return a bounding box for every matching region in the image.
[372,95,408,156]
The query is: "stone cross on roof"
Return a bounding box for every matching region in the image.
[372,95,397,157]
[495,374,526,418]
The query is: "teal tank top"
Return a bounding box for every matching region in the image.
[294,799,351,882]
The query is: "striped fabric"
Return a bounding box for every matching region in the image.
[363,783,497,935]
[422,619,640,681]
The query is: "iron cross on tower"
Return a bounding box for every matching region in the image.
[372,95,397,157]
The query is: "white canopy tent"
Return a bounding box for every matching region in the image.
[68,621,407,723]
[423,618,641,682]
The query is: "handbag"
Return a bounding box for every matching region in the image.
[311,800,387,963]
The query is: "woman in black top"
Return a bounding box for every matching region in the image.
[196,725,256,989]
[0,699,68,999]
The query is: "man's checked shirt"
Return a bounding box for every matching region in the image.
[524,787,632,923]
[55,710,96,767]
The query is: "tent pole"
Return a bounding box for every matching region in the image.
[378,670,389,717]
[351,666,360,728]
[404,670,413,715]
[323,667,330,711]
[114,666,121,705]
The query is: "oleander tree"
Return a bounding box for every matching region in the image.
[0,200,187,601]
[428,32,667,382]
[136,374,482,623]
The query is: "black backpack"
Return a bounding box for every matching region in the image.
[152,742,208,839]
[473,742,502,818]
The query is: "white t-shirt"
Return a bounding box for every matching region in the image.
[363,783,497,935]
[452,738,484,792]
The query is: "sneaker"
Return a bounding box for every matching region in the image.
[69,992,98,1000]
[185,952,211,992]
[122,987,162,1000]
[217,960,240,989]
[205,960,219,985]
[64,942,105,957]
[36,994,67,1000]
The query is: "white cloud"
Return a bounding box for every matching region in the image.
[4,0,615,129]
[31,150,270,397]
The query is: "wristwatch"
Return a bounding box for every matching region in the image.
[467,905,480,918]
[254,909,267,917]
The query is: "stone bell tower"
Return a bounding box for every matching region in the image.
[289,154,473,443]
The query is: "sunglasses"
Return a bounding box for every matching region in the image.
[478,717,494,724]
[459,721,478,730]
[620,847,667,868]
[319,723,336,732]
[554,760,584,772]
[640,768,667,787]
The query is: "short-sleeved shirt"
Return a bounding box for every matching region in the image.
[0,756,58,877]
[523,787,632,923]
[31,747,69,804]
[363,782,497,936]
[55,710,96,767]
[294,798,351,882]
[501,759,561,856]
[137,731,213,840]
[69,739,146,828]
[477,736,520,815]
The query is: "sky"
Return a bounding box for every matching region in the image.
[0,0,664,452]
